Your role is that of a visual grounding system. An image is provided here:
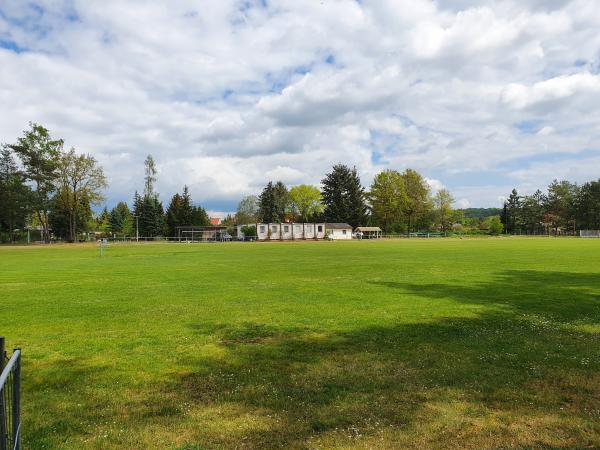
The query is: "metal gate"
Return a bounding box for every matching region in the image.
[0,338,20,450]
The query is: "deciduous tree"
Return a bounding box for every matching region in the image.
[289,185,323,222]
[54,148,107,242]
[401,169,432,233]
[368,170,406,232]
[546,180,579,234]
[6,123,63,242]
[484,216,503,235]
[236,195,259,224]
[49,191,93,240]
[434,188,454,233]
[520,190,546,235]
[577,180,600,230]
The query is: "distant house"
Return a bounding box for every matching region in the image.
[209,217,222,226]
[236,223,353,241]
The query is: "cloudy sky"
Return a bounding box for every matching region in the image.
[1,0,600,214]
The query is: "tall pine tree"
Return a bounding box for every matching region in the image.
[133,155,166,237]
[0,148,32,242]
[180,186,194,225]
[166,193,183,236]
[109,202,133,235]
[166,186,209,235]
[273,181,290,222]
[258,182,277,223]
[191,205,210,226]
[504,189,521,234]
[346,166,368,228]
[322,164,367,228]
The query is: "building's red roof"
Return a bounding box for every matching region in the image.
[209,217,221,226]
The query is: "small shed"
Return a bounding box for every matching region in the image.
[324,223,353,240]
[355,226,383,239]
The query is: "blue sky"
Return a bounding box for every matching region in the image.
[1,0,600,214]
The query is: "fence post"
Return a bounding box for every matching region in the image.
[0,337,6,450]
[0,337,4,372]
[0,396,5,450]
[12,349,20,450]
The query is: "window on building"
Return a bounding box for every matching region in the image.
[318,225,323,232]
[272,226,278,232]
[283,225,289,232]
[343,229,347,235]
[259,226,265,233]
[295,226,301,232]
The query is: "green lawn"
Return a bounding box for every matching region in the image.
[0,238,599,449]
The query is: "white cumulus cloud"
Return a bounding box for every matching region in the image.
[0,0,599,210]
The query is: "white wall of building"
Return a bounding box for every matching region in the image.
[326,228,352,240]
[238,223,352,240]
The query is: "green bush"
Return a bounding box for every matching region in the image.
[241,225,257,238]
[484,216,504,235]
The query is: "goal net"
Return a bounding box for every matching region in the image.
[579,230,600,238]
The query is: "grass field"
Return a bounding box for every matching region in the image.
[0,238,599,449]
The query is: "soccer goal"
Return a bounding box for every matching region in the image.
[180,230,205,242]
[579,230,600,238]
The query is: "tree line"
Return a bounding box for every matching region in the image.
[501,180,600,235]
[0,124,211,242]
[0,123,493,242]
[6,123,598,243]
[60,154,212,240]
[235,164,461,234]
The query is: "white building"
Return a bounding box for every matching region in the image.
[237,223,353,240]
[324,223,353,240]
[355,226,383,239]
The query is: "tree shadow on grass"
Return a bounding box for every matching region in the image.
[174,270,600,449]
[24,357,115,449]
[25,356,190,449]
[371,270,600,323]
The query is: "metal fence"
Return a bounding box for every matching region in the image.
[0,338,21,450]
